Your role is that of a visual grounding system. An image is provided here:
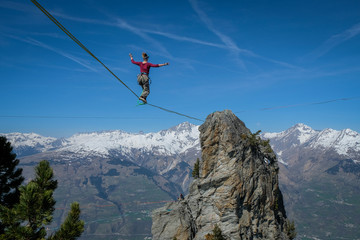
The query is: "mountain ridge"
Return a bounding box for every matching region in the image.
[262,123,360,163]
[1,122,200,158]
[3,122,359,163]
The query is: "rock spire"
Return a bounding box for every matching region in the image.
[152,110,291,240]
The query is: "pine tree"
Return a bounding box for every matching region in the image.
[212,224,225,240]
[205,224,225,240]
[0,136,24,234]
[192,158,200,178]
[285,219,297,240]
[0,160,84,239]
[48,202,84,240]
[0,136,24,207]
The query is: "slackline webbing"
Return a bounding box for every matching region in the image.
[30,0,204,122]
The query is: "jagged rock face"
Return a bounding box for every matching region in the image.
[152,110,290,240]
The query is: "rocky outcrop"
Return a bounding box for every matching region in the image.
[152,110,290,240]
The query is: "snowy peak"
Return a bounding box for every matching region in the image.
[0,132,58,157]
[287,123,318,144]
[168,122,196,132]
[263,124,360,158]
[262,123,318,145]
[161,122,198,136]
[2,132,57,148]
[61,124,199,156]
[3,123,358,161]
[1,122,200,158]
[292,123,315,133]
[310,128,360,155]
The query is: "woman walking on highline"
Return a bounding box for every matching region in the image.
[129,52,169,103]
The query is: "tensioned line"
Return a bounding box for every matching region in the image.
[30,0,204,122]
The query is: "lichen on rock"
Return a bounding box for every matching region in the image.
[152,110,290,240]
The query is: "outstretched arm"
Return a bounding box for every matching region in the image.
[158,62,169,67]
[129,53,141,65]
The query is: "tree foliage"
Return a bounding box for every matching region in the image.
[0,160,84,239]
[205,224,226,240]
[0,136,24,234]
[0,136,24,207]
[48,202,84,240]
[241,130,275,161]
[192,158,200,179]
[285,219,297,240]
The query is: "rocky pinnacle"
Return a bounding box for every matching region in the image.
[152,110,291,240]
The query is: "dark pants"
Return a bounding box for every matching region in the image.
[137,74,150,99]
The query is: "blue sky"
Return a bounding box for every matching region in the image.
[1,0,359,137]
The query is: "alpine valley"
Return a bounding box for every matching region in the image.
[2,122,360,240]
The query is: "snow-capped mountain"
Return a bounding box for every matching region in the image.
[262,123,360,164]
[3,132,57,148]
[0,132,60,157]
[62,122,199,157]
[2,122,200,158]
[263,124,360,240]
[2,122,359,165]
[262,123,318,145]
[309,128,360,156]
[1,122,201,191]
